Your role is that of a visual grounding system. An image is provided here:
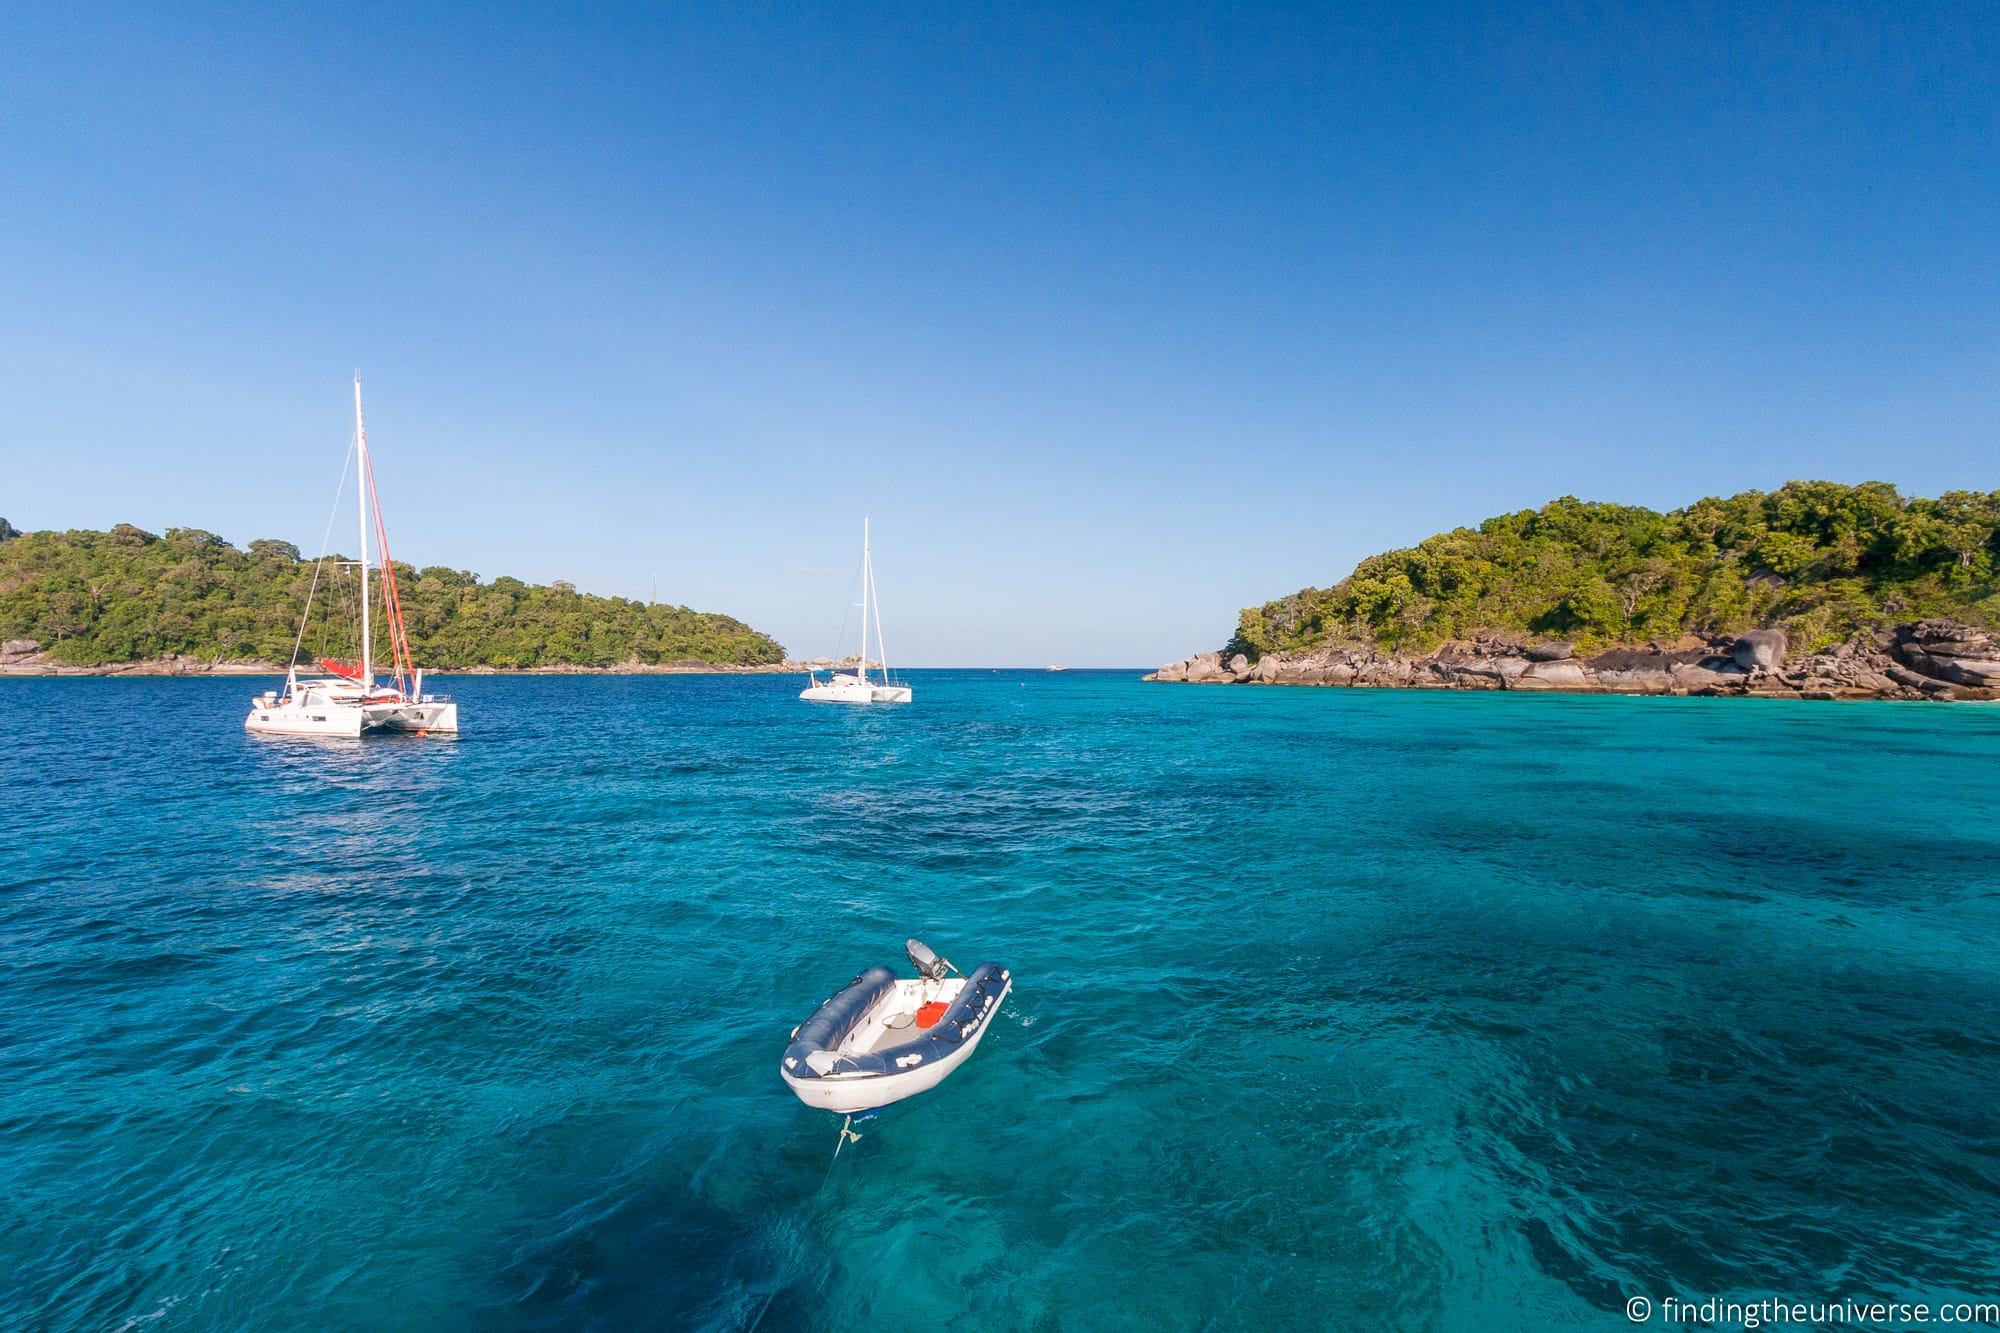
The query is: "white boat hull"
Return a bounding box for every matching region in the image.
[375,700,458,734]
[800,675,912,705]
[246,692,458,738]
[244,704,366,737]
[782,975,1011,1114]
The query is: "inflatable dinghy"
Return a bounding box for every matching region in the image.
[782,939,1011,1116]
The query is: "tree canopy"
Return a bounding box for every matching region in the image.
[0,520,787,667]
[1228,482,2000,658]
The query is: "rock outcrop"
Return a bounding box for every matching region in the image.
[1152,651,1228,683]
[1731,628,1788,672]
[1893,620,2000,689]
[1143,620,2000,703]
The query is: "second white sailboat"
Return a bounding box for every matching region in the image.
[801,519,913,705]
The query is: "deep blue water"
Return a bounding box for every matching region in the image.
[4,672,1999,1330]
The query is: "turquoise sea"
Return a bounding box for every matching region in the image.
[5,672,1999,1330]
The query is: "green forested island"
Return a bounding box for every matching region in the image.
[1229,481,2000,659]
[0,520,787,669]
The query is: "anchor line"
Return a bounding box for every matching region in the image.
[746,1116,858,1333]
[830,1114,862,1169]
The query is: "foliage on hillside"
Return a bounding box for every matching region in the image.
[1229,482,2000,658]
[0,521,787,668]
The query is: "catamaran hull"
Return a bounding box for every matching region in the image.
[377,701,458,734]
[245,707,367,737]
[800,683,913,704]
[245,699,459,737]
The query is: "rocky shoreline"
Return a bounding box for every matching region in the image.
[0,640,803,678]
[1146,620,2000,703]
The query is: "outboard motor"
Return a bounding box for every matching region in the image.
[906,938,953,981]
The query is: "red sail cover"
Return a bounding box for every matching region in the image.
[318,657,367,680]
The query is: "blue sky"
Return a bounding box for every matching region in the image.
[1,3,1994,666]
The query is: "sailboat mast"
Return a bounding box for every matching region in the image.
[354,376,372,688]
[867,545,888,682]
[859,517,870,683]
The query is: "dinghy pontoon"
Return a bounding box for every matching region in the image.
[781,940,1011,1116]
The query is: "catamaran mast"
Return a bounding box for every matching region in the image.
[857,518,868,684]
[866,535,887,684]
[355,375,372,689]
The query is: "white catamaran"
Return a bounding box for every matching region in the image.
[245,379,460,738]
[801,519,913,705]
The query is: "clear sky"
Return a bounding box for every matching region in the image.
[1,4,1994,666]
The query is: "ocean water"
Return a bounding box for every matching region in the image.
[4,672,1999,1331]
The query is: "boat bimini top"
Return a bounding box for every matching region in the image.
[781,939,1011,1116]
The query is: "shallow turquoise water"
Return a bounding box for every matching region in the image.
[4,672,1999,1330]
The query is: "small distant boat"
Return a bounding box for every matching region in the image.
[1046,664,1070,673]
[801,519,913,704]
[781,939,1011,1116]
[245,378,458,738]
